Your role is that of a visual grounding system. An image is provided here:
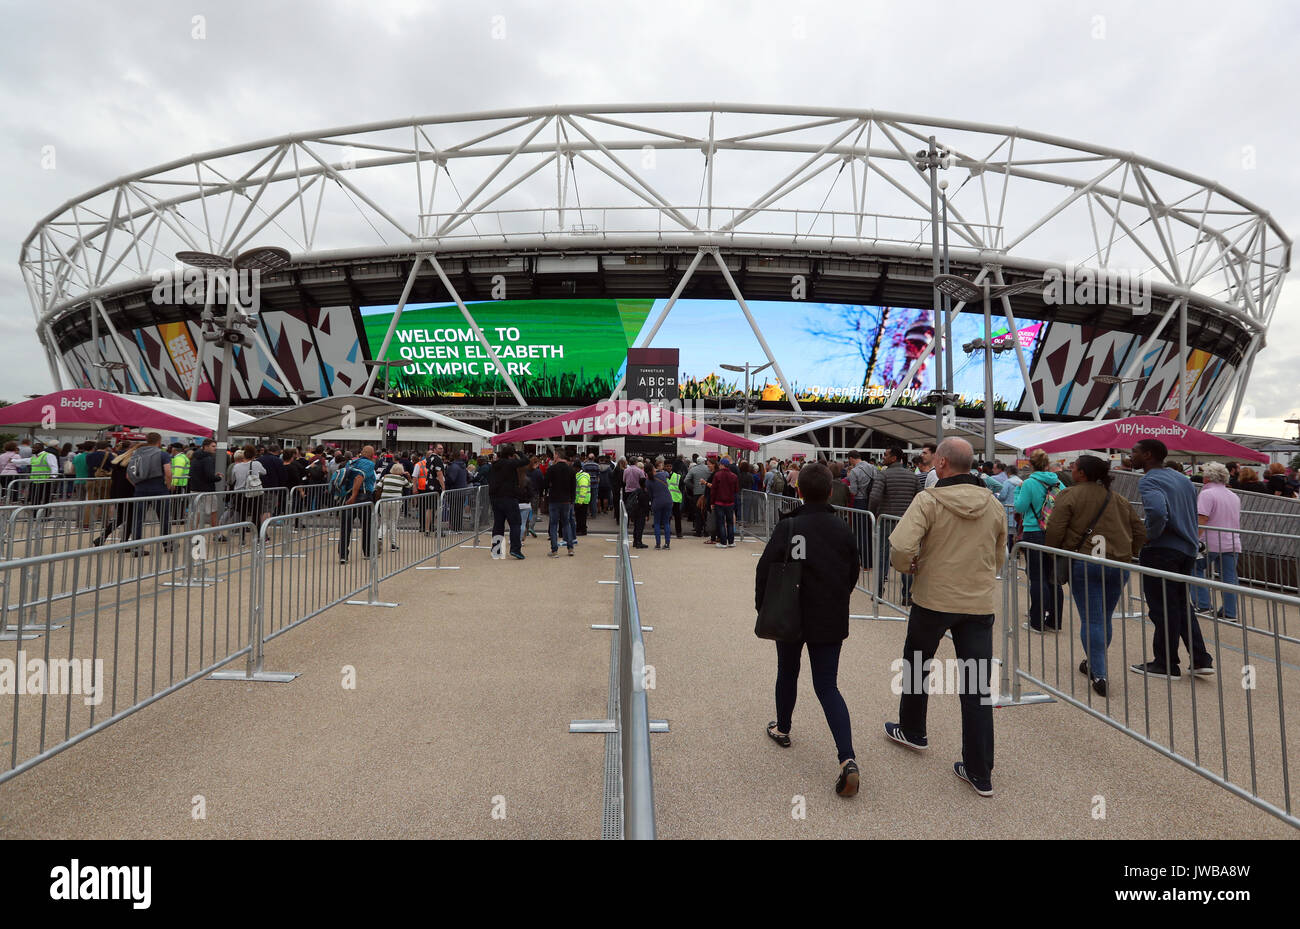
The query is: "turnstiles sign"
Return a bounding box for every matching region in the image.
[625,348,679,460]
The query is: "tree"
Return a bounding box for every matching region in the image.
[801,304,888,388]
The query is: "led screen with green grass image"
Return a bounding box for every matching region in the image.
[361,299,653,399]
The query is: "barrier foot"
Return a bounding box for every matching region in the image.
[591,624,653,631]
[416,565,461,570]
[0,631,42,641]
[570,719,670,733]
[597,580,643,585]
[161,580,216,588]
[345,599,399,608]
[209,670,300,683]
[7,623,65,632]
[991,692,1056,708]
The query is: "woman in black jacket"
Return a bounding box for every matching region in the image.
[755,462,862,797]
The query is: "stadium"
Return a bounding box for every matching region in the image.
[19,105,1291,448]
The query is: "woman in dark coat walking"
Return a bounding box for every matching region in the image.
[755,462,862,796]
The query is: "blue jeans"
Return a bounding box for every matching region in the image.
[775,640,855,763]
[549,502,575,551]
[652,503,673,546]
[713,503,735,545]
[1023,530,1064,627]
[1069,560,1123,679]
[1193,551,1239,619]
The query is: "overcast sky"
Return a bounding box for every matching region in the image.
[2,0,1296,434]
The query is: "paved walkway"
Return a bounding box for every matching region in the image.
[0,508,1295,838]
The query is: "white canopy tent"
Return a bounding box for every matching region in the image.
[758,408,1020,455]
[234,396,492,445]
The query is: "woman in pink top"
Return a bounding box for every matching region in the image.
[1193,461,1241,620]
[0,440,21,495]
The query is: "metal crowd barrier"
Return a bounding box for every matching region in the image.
[0,484,492,779]
[1006,539,1299,829]
[570,500,658,839]
[4,477,111,505]
[0,523,257,784]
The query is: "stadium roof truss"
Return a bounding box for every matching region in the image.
[19,105,1291,430]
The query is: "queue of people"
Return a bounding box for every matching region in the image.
[749,434,1278,800]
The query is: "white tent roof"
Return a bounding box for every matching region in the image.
[760,408,1018,452]
[312,426,490,445]
[236,396,492,441]
[994,420,1100,452]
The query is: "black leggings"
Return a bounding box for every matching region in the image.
[775,640,855,763]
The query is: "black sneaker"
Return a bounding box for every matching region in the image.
[883,722,928,751]
[835,760,860,798]
[1129,661,1181,680]
[953,762,993,797]
[1091,677,1108,698]
[1190,662,1215,677]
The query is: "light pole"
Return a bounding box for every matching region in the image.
[719,361,772,451]
[1094,374,1145,418]
[936,272,1042,462]
[175,246,291,480]
[90,360,131,393]
[915,138,952,443]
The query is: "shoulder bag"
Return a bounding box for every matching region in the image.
[755,516,803,642]
[1056,489,1112,580]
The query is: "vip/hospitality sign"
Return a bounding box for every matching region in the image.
[1111,422,1189,439]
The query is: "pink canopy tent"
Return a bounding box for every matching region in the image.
[490,399,760,451]
[0,389,248,438]
[996,415,1268,463]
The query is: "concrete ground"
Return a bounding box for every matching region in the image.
[0,504,1296,839]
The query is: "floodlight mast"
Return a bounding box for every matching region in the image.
[720,361,772,450]
[175,246,291,478]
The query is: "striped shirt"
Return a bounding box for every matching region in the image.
[379,473,409,499]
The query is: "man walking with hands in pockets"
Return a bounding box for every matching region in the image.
[882,438,1007,798]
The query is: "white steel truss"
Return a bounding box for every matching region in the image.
[19,105,1290,420]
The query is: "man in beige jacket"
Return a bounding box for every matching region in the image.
[882,437,1006,797]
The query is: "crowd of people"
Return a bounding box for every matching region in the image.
[750,436,1283,801]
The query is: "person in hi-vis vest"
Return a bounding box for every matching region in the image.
[27,441,59,509]
[574,467,592,536]
[169,443,191,522]
[667,465,684,540]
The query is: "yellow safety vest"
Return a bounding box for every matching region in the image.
[668,471,682,503]
[576,470,591,505]
[171,453,190,486]
[29,452,56,482]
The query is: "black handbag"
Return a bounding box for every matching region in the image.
[755,517,803,642]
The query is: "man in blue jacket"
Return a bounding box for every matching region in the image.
[1130,438,1213,680]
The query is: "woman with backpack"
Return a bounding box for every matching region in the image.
[230,446,268,542]
[1014,448,1065,632]
[89,441,139,547]
[647,458,675,550]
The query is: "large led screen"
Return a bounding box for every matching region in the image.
[362,299,653,398]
